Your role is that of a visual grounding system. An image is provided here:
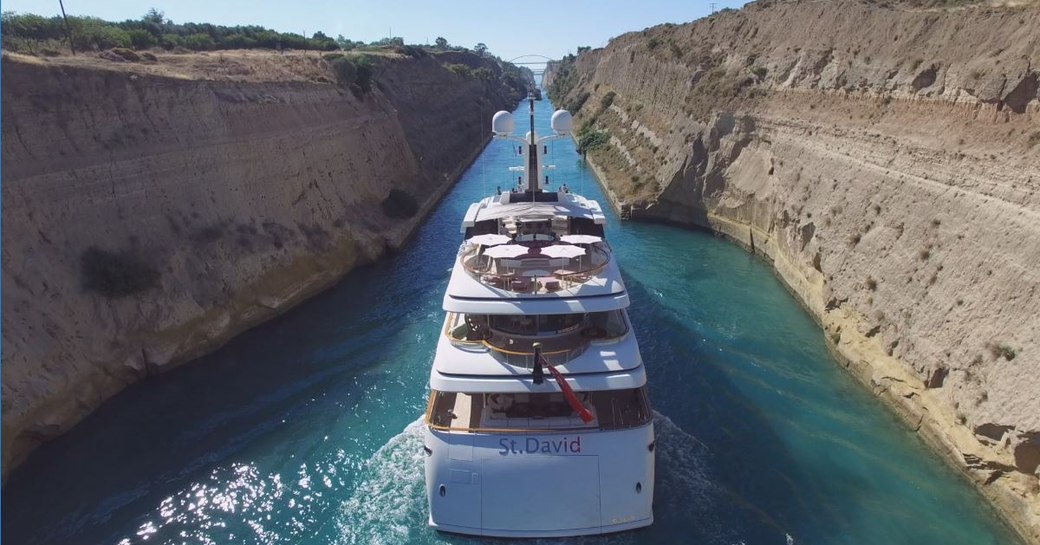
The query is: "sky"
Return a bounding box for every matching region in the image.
[1,0,751,62]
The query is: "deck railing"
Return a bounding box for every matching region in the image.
[460,243,612,293]
[443,313,626,366]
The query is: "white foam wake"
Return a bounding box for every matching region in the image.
[332,413,729,545]
[335,418,430,545]
[653,411,715,515]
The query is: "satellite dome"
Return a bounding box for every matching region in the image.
[491,111,515,136]
[550,110,573,135]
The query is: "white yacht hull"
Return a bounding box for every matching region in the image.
[424,424,655,537]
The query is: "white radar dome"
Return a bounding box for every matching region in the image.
[491,111,515,136]
[550,110,573,135]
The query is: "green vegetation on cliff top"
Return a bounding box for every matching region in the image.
[2,9,535,98]
[0,6,536,87]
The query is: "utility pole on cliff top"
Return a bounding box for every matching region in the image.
[58,0,75,55]
[710,2,717,13]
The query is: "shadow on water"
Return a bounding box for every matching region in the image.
[1,100,529,545]
[1,249,436,545]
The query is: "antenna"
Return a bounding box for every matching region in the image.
[527,93,537,198]
[710,2,717,13]
[580,151,585,196]
[481,105,486,198]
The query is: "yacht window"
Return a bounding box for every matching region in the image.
[588,310,628,338]
[590,386,652,430]
[482,311,627,338]
[464,220,498,238]
[487,313,584,336]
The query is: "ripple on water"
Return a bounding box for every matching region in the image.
[2,96,1021,545]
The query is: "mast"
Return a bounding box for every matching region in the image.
[527,92,538,193]
[491,94,574,196]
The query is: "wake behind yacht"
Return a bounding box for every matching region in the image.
[423,93,654,538]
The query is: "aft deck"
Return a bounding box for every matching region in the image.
[426,388,652,433]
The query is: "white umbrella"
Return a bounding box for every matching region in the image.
[467,233,512,246]
[483,244,528,259]
[560,234,603,244]
[540,244,586,259]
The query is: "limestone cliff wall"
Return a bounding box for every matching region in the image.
[1,50,522,478]
[551,0,1040,541]
[542,60,560,90]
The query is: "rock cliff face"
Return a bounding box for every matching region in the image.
[550,0,1040,541]
[1,50,523,478]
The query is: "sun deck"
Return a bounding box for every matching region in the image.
[459,238,611,293]
[455,191,613,294]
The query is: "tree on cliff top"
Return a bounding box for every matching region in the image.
[1,9,344,54]
[435,36,448,49]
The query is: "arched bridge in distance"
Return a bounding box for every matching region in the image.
[507,54,556,78]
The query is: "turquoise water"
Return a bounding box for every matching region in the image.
[2,98,1020,545]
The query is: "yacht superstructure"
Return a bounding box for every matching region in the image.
[423,94,654,538]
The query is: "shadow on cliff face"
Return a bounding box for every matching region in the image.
[0,248,443,545]
[0,89,513,545]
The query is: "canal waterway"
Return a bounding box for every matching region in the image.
[2,97,1020,545]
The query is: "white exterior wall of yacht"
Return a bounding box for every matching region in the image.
[424,425,655,537]
[425,101,654,537]
[424,386,654,537]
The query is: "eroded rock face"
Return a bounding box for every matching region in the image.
[550,0,1040,542]
[0,51,524,478]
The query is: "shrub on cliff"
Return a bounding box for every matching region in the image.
[381,189,420,219]
[547,57,579,105]
[331,56,374,94]
[127,29,156,50]
[394,44,426,58]
[71,18,132,51]
[446,63,474,77]
[80,246,160,298]
[332,56,357,83]
[563,92,590,115]
[577,127,610,152]
[109,47,140,62]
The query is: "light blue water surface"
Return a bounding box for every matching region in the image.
[2,98,1021,545]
